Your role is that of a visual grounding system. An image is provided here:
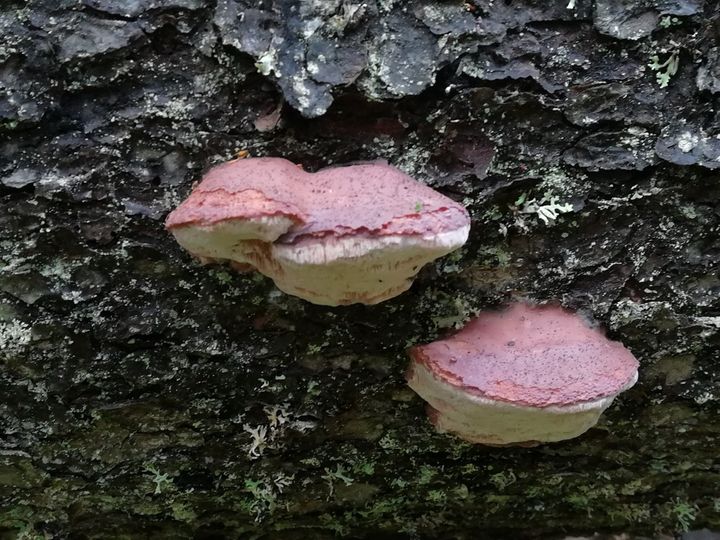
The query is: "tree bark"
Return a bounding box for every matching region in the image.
[1,0,719,538]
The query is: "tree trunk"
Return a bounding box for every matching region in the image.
[1,0,719,538]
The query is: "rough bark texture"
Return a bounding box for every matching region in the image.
[1,0,720,538]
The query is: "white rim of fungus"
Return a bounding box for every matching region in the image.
[171,215,296,259]
[266,225,471,305]
[272,225,471,265]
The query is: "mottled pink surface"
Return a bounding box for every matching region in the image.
[409,303,639,408]
[165,157,470,242]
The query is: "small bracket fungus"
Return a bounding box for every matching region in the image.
[406,303,639,446]
[166,157,470,305]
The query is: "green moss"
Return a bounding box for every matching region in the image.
[170,501,197,523]
[143,463,174,495]
[416,466,436,485]
[488,470,517,490]
[669,498,699,532]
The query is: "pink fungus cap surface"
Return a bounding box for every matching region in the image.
[406,303,639,445]
[166,157,469,239]
[413,303,638,407]
[166,157,470,305]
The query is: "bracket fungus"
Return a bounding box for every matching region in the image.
[166,157,470,305]
[406,303,639,446]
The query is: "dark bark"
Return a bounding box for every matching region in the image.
[1,0,720,538]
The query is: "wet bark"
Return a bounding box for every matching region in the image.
[1,0,719,538]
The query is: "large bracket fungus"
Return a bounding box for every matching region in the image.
[406,303,639,446]
[166,157,470,305]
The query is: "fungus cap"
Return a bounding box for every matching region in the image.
[407,303,639,445]
[166,157,470,305]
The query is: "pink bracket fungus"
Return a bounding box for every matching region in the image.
[406,303,639,446]
[165,157,470,306]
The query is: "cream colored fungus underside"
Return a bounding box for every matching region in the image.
[408,360,638,445]
[172,218,470,305]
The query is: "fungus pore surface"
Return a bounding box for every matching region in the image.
[407,303,639,446]
[166,157,470,305]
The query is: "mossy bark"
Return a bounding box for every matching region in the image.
[1,1,719,538]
